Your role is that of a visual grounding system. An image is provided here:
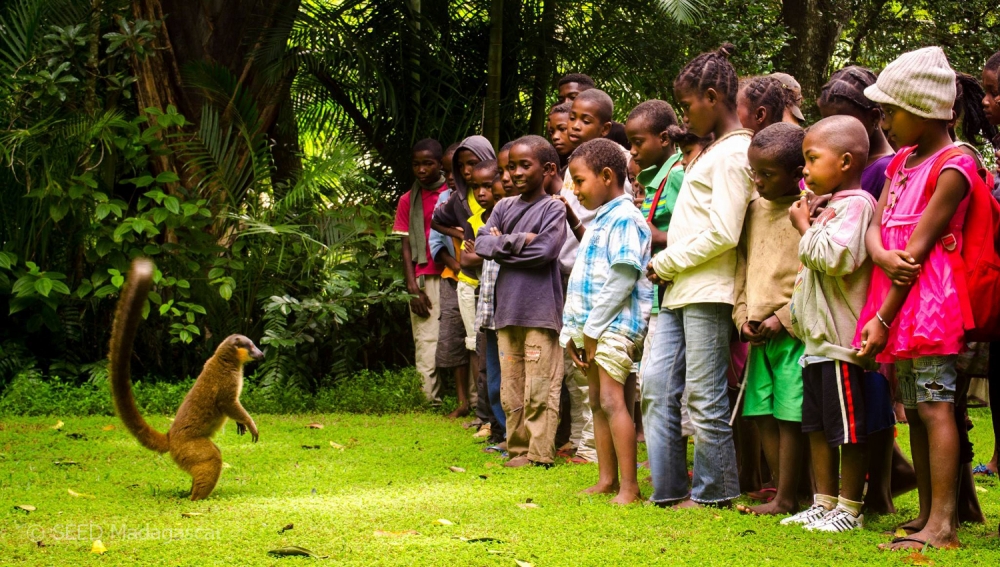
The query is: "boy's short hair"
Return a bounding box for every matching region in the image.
[626,99,679,134]
[574,89,614,123]
[499,141,515,154]
[443,142,461,159]
[750,123,805,173]
[511,135,559,168]
[472,159,498,178]
[549,101,573,115]
[558,73,596,89]
[412,138,443,160]
[805,115,870,164]
[569,138,626,184]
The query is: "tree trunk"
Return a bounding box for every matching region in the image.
[527,0,557,136]
[484,0,504,148]
[129,0,301,191]
[779,0,852,110]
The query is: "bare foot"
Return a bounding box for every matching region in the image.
[879,529,960,551]
[446,404,470,419]
[745,499,798,516]
[610,487,642,505]
[581,482,619,495]
[891,518,926,536]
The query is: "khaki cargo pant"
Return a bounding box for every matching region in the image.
[498,326,563,464]
[409,275,441,403]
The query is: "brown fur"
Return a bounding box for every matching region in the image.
[109,258,263,500]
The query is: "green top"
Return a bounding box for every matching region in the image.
[638,151,684,314]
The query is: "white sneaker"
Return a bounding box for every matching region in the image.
[805,507,863,532]
[779,504,831,525]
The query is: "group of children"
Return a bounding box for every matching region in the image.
[393,44,1000,551]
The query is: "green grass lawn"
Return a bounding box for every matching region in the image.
[2,410,999,566]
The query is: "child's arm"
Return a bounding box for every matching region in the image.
[858,169,970,358]
[794,196,873,276]
[553,195,585,242]
[650,155,751,282]
[435,248,461,274]
[582,263,639,360]
[400,235,431,317]
[732,224,751,340]
[648,224,668,249]
[459,240,483,270]
[431,192,466,240]
[866,178,921,286]
[475,201,567,268]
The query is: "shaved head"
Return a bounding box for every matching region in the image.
[805,115,869,166]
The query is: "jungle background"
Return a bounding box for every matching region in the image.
[1,0,997,408]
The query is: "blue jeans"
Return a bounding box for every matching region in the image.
[641,303,740,504]
[486,330,506,436]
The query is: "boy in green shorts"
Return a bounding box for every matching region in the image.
[733,123,807,516]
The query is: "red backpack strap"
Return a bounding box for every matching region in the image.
[885,146,916,180]
[921,147,970,202]
[646,172,672,224]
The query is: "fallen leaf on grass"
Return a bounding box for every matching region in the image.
[66,433,87,440]
[894,529,909,538]
[301,445,321,450]
[222,462,232,469]
[516,503,539,510]
[306,423,324,429]
[15,504,36,513]
[279,523,293,533]
[53,460,79,466]
[101,425,115,431]
[904,551,934,566]
[738,530,756,537]
[464,537,503,543]
[35,541,45,547]
[975,486,987,493]
[479,475,489,479]
[180,512,202,518]
[515,560,534,567]
[374,530,420,537]
[91,540,107,555]
[67,489,95,499]
[329,442,345,450]
[449,466,465,473]
[267,546,326,559]
[434,518,454,526]
[51,420,64,430]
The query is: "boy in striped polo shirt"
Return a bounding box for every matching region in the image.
[561,138,653,505]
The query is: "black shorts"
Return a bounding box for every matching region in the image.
[801,360,867,447]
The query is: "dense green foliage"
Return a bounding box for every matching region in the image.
[1,0,999,398]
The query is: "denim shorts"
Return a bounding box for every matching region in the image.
[895,355,958,409]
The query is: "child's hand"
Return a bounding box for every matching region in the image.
[807,193,831,220]
[874,249,920,286]
[462,239,475,254]
[788,197,812,235]
[489,226,502,236]
[755,316,783,343]
[567,341,589,370]
[740,322,760,344]
[552,194,572,213]
[583,335,597,365]
[409,290,432,318]
[524,232,537,244]
[646,261,666,285]
[857,317,888,358]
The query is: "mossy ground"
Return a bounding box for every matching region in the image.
[2,410,999,566]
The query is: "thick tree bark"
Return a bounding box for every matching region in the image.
[484,0,504,148]
[527,0,557,136]
[129,0,301,191]
[779,0,852,110]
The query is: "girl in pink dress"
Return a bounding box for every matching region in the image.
[855,47,976,552]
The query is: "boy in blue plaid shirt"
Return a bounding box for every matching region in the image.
[561,138,653,504]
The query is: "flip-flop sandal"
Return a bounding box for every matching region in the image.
[735,503,759,516]
[972,463,996,476]
[482,445,504,454]
[746,487,777,502]
[878,536,932,551]
[568,456,591,465]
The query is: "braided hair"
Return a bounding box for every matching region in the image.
[674,43,740,109]
[740,76,791,128]
[817,66,880,114]
[954,72,998,146]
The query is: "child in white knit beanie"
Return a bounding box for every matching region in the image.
[857,46,976,552]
